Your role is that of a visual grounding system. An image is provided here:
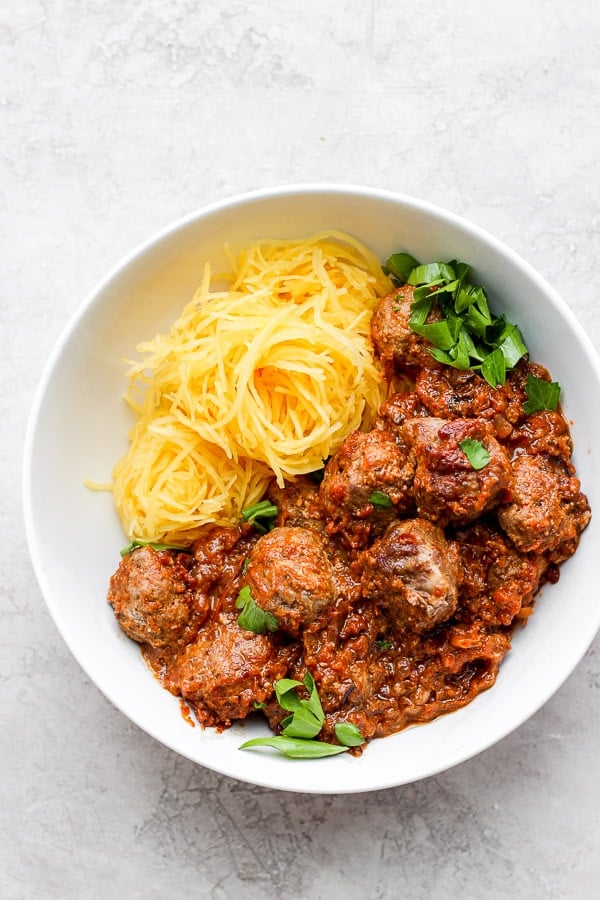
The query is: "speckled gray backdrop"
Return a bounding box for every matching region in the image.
[3,1,599,898]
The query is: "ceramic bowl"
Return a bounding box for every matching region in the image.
[23,185,600,793]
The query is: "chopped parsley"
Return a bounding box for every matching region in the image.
[386,252,529,387]
[523,374,561,414]
[240,500,278,533]
[458,438,491,471]
[368,490,393,509]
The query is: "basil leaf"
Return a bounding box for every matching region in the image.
[281,705,322,739]
[385,252,419,284]
[334,722,366,747]
[241,500,278,533]
[235,585,279,634]
[523,374,561,414]
[120,539,190,557]
[239,736,348,759]
[459,438,491,470]
[302,672,325,726]
[275,677,305,709]
[368,490,393,509]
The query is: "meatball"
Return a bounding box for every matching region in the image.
[176,613,287,727]
[267,475,325,532]
[497,454,591,556]
[453,522,544,626]
[244,527,335,636]
[370,285,442,371]
[320,429,415,545]
[108,546,203,649]
[360,519,459,633]
[403,416,512,526]
[502,410,573,464]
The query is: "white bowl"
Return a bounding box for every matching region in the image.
[23,185,600,793]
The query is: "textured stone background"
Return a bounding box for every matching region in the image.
[3,1,600,897]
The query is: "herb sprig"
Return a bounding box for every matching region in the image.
[240,674,365,759]
[386,253,529,387]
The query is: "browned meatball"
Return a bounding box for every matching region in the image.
[267,475,325,532]
[320,429,415,545]
[175,613,288,727]
[453,522,544,626]
[403,417,512,526]
[360,519,459,633]
[244,527,335,636]
[108,547,203,649]
[415,359,554,441]
[502,411,573,464]
[370,285,441,371]
[497,454,591,556]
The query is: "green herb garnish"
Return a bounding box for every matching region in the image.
[523,374,561,414]
[458,438,491,470]
[240,674,359,759]
[385,251,419,283]
[235,585,279,634]
[334,722,366,748]
[368,490,393,509]
[240,500,278,533]
[386,252,529,387]
[375,639,392,650]
[120,539,190,557]
[239,735,348,758]
[276,673,325,739]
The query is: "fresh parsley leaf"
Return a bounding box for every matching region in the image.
[120,539,190,557]
[388,250,530,387]
[239,736,348,759]
[334,722,366,748]
[385,252,419,284]
[459,438,491,470]
[375,640,392,650]
[408,261,456,285]
[523,374,561,414]
[235,585,279,634]
[240,500,278,533]
[368,490,393,509]
[479,346,506,388]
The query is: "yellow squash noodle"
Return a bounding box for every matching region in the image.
[112,230,392,544]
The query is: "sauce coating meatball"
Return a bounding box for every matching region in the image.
[320,429,415,545]
[108,546,203,649]
[403,416,512,526]
[244,527,336,636]
[370,285,441,371]
[497,454,591,556]
[360,519,459,634]
[176,613,288,727]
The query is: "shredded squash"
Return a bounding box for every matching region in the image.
[112,230,392,543]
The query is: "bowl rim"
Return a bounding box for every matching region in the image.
[22,183,600,792]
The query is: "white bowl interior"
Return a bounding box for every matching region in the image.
[24,186,600,793]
